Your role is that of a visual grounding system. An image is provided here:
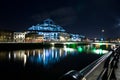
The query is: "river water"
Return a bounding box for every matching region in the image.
[0,43,112,80]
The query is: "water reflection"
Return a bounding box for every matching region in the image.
[0,44,111,68]
[77,44,110,54]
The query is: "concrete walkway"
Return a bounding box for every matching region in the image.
[115,58,120,80]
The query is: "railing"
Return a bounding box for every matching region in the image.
[97,46,120,80]
[59,46,120,80]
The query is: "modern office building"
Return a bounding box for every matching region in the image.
[25,18,70,42]
[0,19,85,43]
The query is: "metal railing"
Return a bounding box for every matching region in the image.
[59,46,120,80]
[97,46,120,80]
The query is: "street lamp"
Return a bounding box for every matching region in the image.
[102,29,104,33]
[101,29,104,41]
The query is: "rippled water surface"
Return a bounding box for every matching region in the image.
[0,43,112,80]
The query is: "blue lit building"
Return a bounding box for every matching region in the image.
[26,19,70,42]
[70,34,85,41]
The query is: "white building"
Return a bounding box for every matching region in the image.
[14,32,26,42]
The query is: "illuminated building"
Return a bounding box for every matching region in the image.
[14,32,26,42]
[26,18,70,42]
[0,29,13,42]
[70,34,85,41]
[25,32,44,42]
[0,19,85,42]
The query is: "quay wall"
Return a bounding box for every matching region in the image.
[0,43,51,50]
[0,42,90,50]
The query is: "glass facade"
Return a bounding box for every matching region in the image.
[0,19,85,42]
[27,19,68,42]
[28,19,65,32]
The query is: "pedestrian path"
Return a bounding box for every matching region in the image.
[115,57,120,80]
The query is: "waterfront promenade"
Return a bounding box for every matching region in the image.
[58,44,120,80]
[115,57,120,80]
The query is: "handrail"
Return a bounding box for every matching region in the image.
[59,47,119,80]
[97,46,120,80]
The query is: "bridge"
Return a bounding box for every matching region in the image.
[47,41,118,45]
[58,44,120,80]
[0,41,118,45]
[0,41,118,50]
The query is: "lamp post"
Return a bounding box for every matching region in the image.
[101,29,104,41]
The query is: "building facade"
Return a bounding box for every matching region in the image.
[70,34,85,41]
[0,30,13,42]
[0,19,85,43]
[14,32,26,42]
[26,19,70,42]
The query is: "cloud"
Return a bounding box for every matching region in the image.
[31,7,78,27]
[50,7,78,26]
[115,18,120,28]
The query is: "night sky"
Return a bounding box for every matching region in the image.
[0,0,120,39]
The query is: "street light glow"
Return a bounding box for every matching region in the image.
[102,29,104,32]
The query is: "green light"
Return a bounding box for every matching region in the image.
[71,44,76,48]
[78,46,83,52]
[93,49,103,54]
[64,48,75,53]
[99,43,103,45]
[67,44,70,47]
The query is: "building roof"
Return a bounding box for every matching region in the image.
[28,19,65,32]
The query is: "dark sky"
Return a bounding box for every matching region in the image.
[0,0,120,39]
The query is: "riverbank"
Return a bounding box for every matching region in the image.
[0,42,89,51]
[0,42,51,50]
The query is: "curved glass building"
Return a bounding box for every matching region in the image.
[26,19,69,42]
[28,19,65,32]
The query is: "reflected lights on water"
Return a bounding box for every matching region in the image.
[0,44,111,68]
